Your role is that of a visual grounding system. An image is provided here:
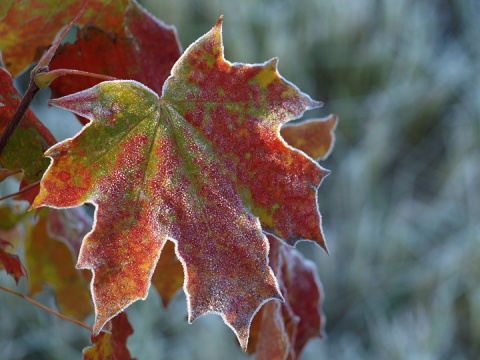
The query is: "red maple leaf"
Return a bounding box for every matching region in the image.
[31,18,328,349]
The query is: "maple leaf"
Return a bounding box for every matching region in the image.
[277,241,324,357]
[49,0,181,112]
[83,311,136,360]
[32,18,328,349]
[48,1,336,312]
[25,209,93,320]
[0,0,130,77]
[0,66,56,201]
[248,236,325,359]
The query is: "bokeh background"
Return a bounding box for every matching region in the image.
[1,0,479,359]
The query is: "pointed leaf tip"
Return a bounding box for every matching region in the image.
[216,15,224,28]
[311,99,323,109]
[266,57,279,69]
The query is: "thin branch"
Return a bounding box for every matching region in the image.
[0,284,103,333]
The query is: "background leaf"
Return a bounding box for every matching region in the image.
[280,114,338,161]
[248,236,324,359]
[150,241,184,307]
[49,0,181,126]
[0,0,130,76]
[251,301,291,360]
[0,67,55,201]
[83,312,135,360]
[25,209,93,320]
[0,206,27,284]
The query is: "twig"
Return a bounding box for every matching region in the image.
[0,284,108,334]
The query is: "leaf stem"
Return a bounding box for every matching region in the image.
[0,283,102,333]
[0,77,42,156]
[50,69,118,81]
[35,69,118,89]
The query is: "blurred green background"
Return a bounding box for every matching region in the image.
[1,0,479,359]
